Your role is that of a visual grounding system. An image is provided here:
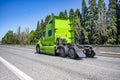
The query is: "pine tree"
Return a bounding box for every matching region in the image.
[87,0,98,44]
[36,21,40,32]
[64,10,68,18]
[40,19,46,35]
[59,11,65,18]
[59,10,68,19]
[35,21,41,40]
[74,9,82,44]
[45,15,51,25]
[69,8,74,19]
[116,0,120,44]
[82,0,88,27]
[107,0,117,44]
[98,0,107,44]
[74,9,88,44]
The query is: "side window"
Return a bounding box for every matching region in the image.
[43,32,46,37]
[48,30,52,36]
[49,20,53,24]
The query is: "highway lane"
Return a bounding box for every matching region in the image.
[0,45,120,80]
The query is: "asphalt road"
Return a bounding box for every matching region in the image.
[0,45,120,80]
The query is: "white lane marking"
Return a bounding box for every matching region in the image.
[0,57,34,80]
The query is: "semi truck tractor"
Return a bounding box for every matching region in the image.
[36,16,98,59]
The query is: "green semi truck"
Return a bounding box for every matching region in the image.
[36,16,98,59]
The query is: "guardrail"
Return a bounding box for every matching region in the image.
[93,45,120,47]
[95,46,120,53]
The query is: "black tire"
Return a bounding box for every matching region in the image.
[36,45,40,53]
[57,46,67,57]
[90,50,95,57]
[68,47,78,59]
[85,50,95,58]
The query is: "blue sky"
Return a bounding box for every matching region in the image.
[0,0,109,41]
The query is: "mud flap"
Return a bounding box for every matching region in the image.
[92,47,101,55]
[74,46,86,57]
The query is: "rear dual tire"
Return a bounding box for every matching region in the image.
[57,46,78,59]
[85,50,95,58]
[68,47,78,59]
[57,46,67,57]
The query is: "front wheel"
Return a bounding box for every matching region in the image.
[68,47,78,59]
[36,45,40,53]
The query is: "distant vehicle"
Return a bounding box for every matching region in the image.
[36,16,98,59]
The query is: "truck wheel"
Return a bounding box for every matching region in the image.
[85,50,95,58]
[68,47,78,59]
[90,50,95,57]
[36,45,40,53]
[57,46,67,57]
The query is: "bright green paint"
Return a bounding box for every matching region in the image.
[37,16,74,55]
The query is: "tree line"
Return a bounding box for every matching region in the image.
[1,0,120,45]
